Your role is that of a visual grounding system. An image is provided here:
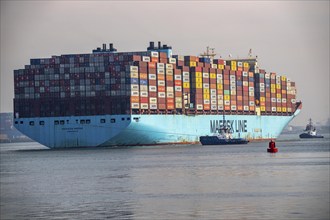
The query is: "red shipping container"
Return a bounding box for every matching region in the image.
[167,98,174,104]
[140,97,149,103]
[158,86,166,92]
[149,80,157,86]
[148,68,156,74]
[175,81,182,86]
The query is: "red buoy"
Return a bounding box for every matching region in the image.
[267,140,278,153]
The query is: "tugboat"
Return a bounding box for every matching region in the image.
[200,114,249,145]
[299,118,324,138]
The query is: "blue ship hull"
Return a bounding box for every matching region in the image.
[14,107,301,148]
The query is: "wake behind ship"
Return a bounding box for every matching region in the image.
[13,42,301,148]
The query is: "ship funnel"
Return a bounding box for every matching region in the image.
[158,41,162,49]
[109,43,117,52]
[102,43,106,51]
[147,41,155,50]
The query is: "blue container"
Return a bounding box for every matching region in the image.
[139,79,148,85]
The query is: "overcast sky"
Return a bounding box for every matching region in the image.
[1,1,329,126]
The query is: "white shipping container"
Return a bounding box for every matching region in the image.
[131,85,139,90]
[224,100,230,105]
[217,74,223,79]
[272,107,277,112]
[169,58,176,64]
[230,90,236,95]
[244,106,249,111]
[271,97,276,102]
[157,63,164,68]
[211,100,217,105]
[265,73,270,79]
[175,97,182,102]
[243,81,249,86]
[166,64,173,69]
[130,72,139,78]
[174,75,182,80]
[249,91,254,97]
[150,104,158,109]
[130,66,138,72]
[211,105,217,110]
[157,69,164,74]
[166,87,173,92]
[277,98,281,103]
[158,80,165,86]
[260,88,265,92]
[149,97,157,104]
[203,72,209,78]
[183,72,189,77]
[140,91,148,97]
[210,89,216,95]
[149,74,156,80]
[212,64,218,68]
[291,99,296,103]
[158,92,166,98]
[183,77,190,83]
[140,85,148,91]
[249,87,254,92]
[196,104,203,110]
[211,95,217,99]
[131,91,139,96]
[230,75,236,80]
[217,79,223,84]
[249,101,255,106]
[204,100,210,104]
[142,56,150,62]
[237,62,243,67]
[151,51,159,57]
[259,83,265,88]
[218,105,224,110]
[166,69,173,75]
[175,102,182,108]
[217,95,223,99]
[282,98,287,103]
[175,86,182,92]
[203,83,210,88]
[149,86,157,92]
[242,71,248,77]
[231,105,237,111]
[167,92,174,98]
[131,103,140,109]
[141,103,149,109]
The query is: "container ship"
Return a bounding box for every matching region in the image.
[13,41,301,148]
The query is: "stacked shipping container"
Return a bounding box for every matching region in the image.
[14,45,298,118]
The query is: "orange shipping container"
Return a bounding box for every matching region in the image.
[148,62,156,68]
[167,103,174,109]
[131,96,139,103]
[158,75,165,80]
[158,86,166,92]
[140,73,148,79]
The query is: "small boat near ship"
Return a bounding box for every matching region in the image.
[299,118,324,139]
